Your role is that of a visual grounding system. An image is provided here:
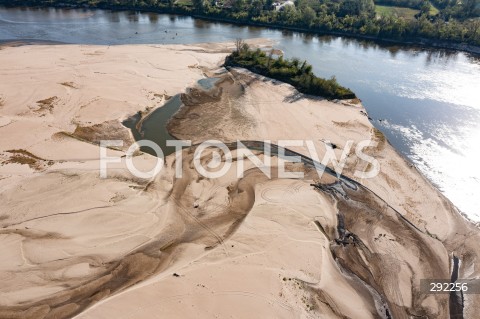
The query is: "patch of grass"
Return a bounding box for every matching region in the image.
[176,0,193,7]
[428,2,439,15]
[372,127,386,149]
[375,5,419,20]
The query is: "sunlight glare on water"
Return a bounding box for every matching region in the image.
[382,114,480,220]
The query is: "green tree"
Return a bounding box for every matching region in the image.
[302,6,317,27]
[249,0,265,16]
[192,0,204,12]
[234,0,246,12]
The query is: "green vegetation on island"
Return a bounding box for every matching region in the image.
[225,40,356,99]
[3,0,479,49]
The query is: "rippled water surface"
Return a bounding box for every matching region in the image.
[1,6,479,220]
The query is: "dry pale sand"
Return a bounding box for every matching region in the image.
[0,43,479,319]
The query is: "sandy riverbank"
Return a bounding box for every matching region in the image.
[0,42,479,318]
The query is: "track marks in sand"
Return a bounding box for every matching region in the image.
[1,205,112,229]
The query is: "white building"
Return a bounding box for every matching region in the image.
[272,0,295,11]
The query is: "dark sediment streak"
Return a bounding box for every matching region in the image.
[450,255,464,318]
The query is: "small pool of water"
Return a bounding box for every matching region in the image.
[123,94,183,157]
[197,77,220,90]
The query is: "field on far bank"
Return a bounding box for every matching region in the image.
[375,3,439,19]
[429,3,440,15]
[375,5,419,20]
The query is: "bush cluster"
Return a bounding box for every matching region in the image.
[225,41,356,100]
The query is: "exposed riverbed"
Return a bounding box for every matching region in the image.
[1,6,479,220]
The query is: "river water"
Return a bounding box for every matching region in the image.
[1,7,479,220]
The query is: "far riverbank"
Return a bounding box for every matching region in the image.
[1,3,480,56]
